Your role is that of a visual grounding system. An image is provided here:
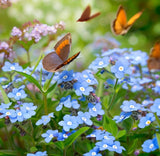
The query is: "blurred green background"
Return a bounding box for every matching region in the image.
[1,0,160,59]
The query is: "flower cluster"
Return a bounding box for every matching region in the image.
[0,0,11,8]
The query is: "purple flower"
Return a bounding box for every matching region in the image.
[58,115,79,132]
[150,98,160,116]
[41,130,58,143]
[73,82,93,96]
[76,111,93,126]
[142,137,159,153]
[11,27,22,37]
[120,100,141,112]
[88,103,104,117]
[138,113,155,128]
[111,59,131,79]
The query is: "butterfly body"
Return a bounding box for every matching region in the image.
[42,33,80,72]
[112,5,143,35]
[77,5,100,22]
[147,41,160,71]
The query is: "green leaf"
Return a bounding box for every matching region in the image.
[116,130,126,139]
[0,150,17,155]
[0,84,10,104]
[15,71,43,92]
[54,140,65,150]
[127,138,138,154]
[103,116,118,137]
[45,82,57,94]
[64,127,90,148]
[17,40,34,51]
[156,133,160,150]
[30,147,38,153]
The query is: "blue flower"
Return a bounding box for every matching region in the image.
[89,57,110,71]
[2,61,23,72]
[57,70,74,84]
[83,146,102,156]
[153,81,160,94]
[8,85,27,100]
[131,84,143,92]
[56,95,72,111]
[142,100,153,107]
[88,103,104,117]
[20,103,37,119]
[96,139,113,151]
[113,112,132,123]
[41,130,58,143]
[86,129,104,141]
[0,77,8,83]
[57,130,75,141]
[100,132,115,141]
[138,113,155,128]
[120,100,141,112]
[142,138,159,153]
[102,48,128,57]
[73,82,93,96]
[76,111,93,126]
[0,102,12,118]
[36,113,54,126]
[58,115,79,132]
[111,59,131,79]
[150,98,160,116]
[109,141,125,154]
[71,99,80,109]
[27,151,47,156]
[74,70,98,85]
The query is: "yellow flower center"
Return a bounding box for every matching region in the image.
[80,87,85,91]
[99,61,103,65]
[119,66,124,71]
[67,121,72,126]
[146,120,151,125]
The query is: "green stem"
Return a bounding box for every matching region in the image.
[4,125,13,149]
[45,73,55,90]
[155,113,160,127]
[108,78,118,111]
[138,63,143,79]
[97,79,104,97]
[43,94,48,114]
[27,51,31,67]
[63,149,66,156]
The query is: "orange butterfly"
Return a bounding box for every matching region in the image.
[77,5,101,22]
[42,33,80,72]
[147,41,160,71]
[112,5,143,35]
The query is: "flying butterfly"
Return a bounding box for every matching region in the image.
[111,5,143,35]
[77,5,101,22]
[42,33,80,72]
[147,41,160,71]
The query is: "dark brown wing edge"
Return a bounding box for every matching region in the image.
[55,51,80,71]
[88,12,101,20]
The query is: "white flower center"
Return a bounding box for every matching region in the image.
[10,66,15,70]
[67,121,72,126]
[91,152,96,156]
[92,107,97,112]
[80,87,85,91]
[130,105,135,109]
[82,117,87,122]
[17,112,22,116]
[86,79,91,83]
[49,134,53,138]
[119,66,124,71]
[120,115,124,119]
[63,75,68,79]
[146,120,151,125]
[6,112,11,115]
[113,145,117,149]
[26,106,30,110]
[104,135,109,139]
[99,61,103,66]
[16,92,21,96]
[158,105,160,109]
[90,134,95,137]
[135,56,141,61]
[83,74,88,78]
[103,144,108,148]
[63,134,68,138]
[149,143,154,149]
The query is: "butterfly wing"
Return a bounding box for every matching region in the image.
[77,5,91,22]
[88,12,101,20]
[55,52,80,71]
[112,5,128,35]
[54,33,72,62]
[42,52,63,72]
[149,41,160,59]
[127,11,143,27]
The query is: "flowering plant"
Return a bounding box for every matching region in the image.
[0,20,160,156]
